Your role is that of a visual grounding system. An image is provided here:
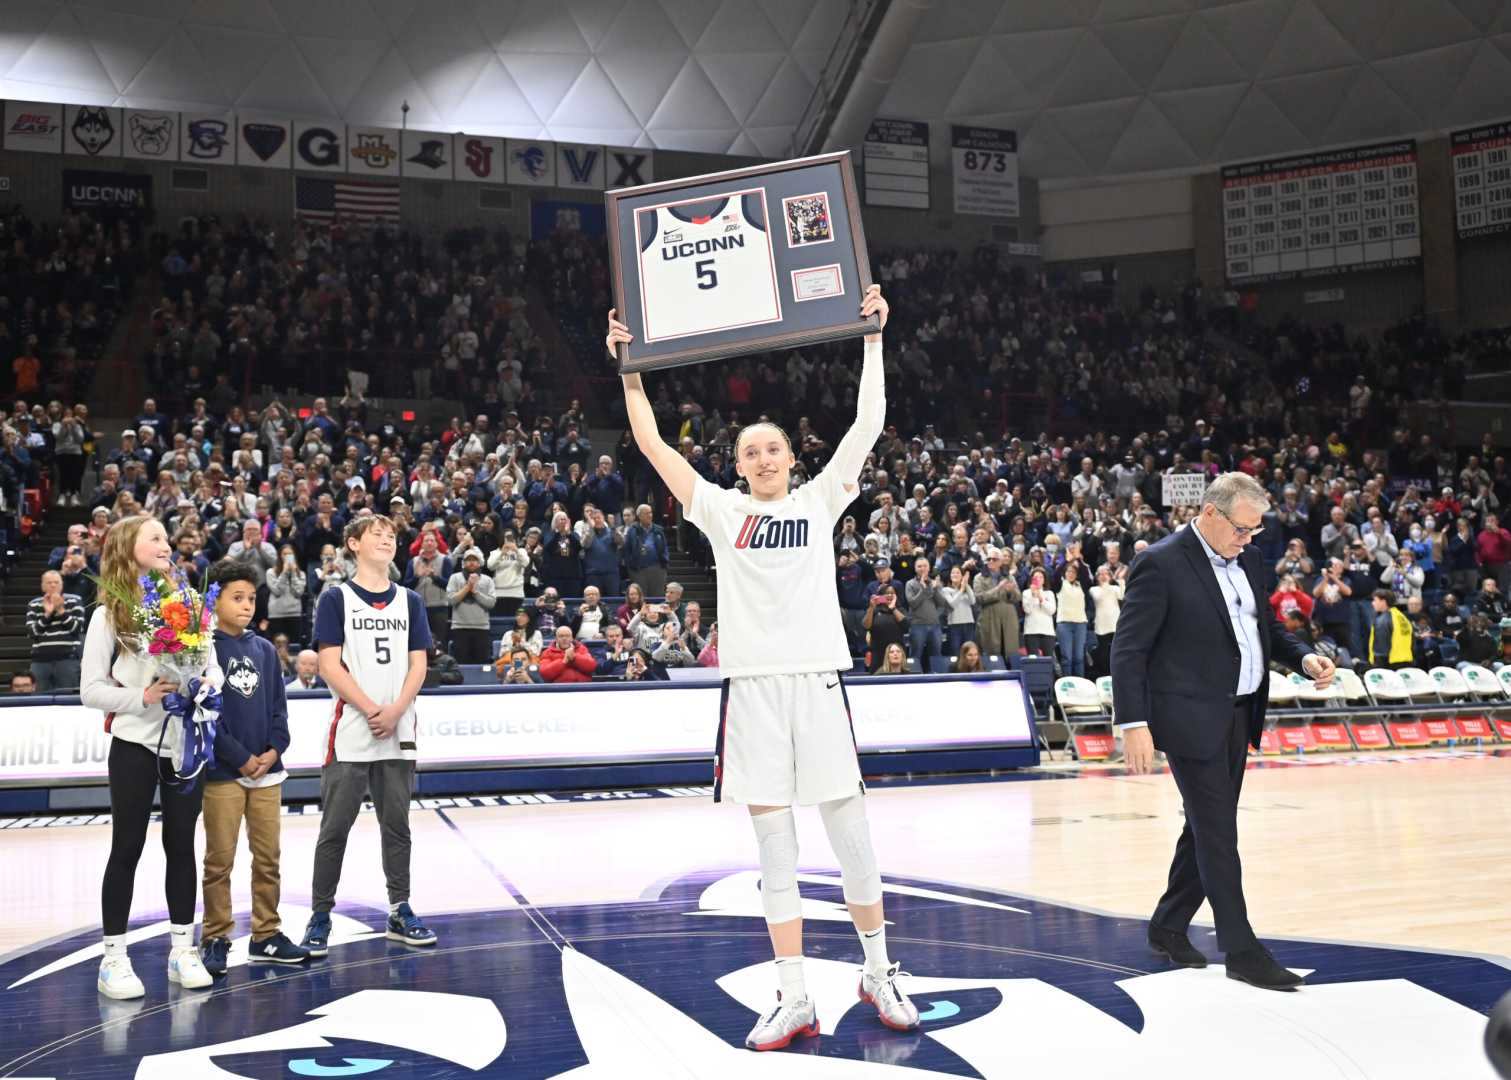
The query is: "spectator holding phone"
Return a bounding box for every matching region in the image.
[864,583,906,673]
[446,548,496,663]
[495,644,542,684]
[627,598,678,653]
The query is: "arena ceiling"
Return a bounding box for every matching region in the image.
[2,0,1510,177]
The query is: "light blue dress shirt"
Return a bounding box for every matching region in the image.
[1191,522,1265,696]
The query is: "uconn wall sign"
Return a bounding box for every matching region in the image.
[62,169,151,214]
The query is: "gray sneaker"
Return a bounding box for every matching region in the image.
[744,992,819,1051]
[859,963,920,1031]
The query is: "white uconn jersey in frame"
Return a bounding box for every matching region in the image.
[687,470,854,679]
[635,190,782,343]
[327,581,416,763]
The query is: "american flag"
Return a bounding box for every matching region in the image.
[294,176,400,224]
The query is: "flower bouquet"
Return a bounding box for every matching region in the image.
[96,569,225,785]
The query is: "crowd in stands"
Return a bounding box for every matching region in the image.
[7,207,1511,695]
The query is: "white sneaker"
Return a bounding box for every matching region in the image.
[744,992,819,1051]
[859,963,920,1031]
[97,953,145,999]
[168,946,213,989]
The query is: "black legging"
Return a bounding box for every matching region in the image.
[101,739,203,934]
[57,453,86,495]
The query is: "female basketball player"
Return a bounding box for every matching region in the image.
[606,285,918,1052]
[81,516,223,998]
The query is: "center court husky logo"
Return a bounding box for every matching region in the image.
[1,873,1504,1078]
[128,113,173,156]
[225,655,259,699]
[71,106,114,155]
[513,145,549,180]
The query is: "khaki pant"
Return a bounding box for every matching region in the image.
[201,780,283,941]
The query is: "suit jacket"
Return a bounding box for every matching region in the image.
[1110,525,1312,758]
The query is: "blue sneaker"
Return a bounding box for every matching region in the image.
[386,903,437,948]
[199,936,230,977]
[250,932,310,965]
[300,912,332,958]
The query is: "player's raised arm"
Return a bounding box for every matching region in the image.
[606,310,698,508]
[825,285,889,494]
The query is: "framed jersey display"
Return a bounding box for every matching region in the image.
[606,150,875,374]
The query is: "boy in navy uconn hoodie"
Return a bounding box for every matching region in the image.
[198,561,308,975]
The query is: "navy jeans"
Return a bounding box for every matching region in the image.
[908,624,943,666]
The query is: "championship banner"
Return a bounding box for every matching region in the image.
[61,169,151,215]
[1221,140,1420,284]
[0,676,1033,785]
[3,101,63,153]
[864,118,929,210]
[62,105,121,158]
[1450,119,1511,239]
[951,126,1018,218]
[122,110,178,162]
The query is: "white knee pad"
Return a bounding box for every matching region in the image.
[751,808,801,924]
[819,794,882,906]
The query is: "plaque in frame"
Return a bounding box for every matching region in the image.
[605,150,876,375]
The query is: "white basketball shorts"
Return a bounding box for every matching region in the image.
[713,671,864,807]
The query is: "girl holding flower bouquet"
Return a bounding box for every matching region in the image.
[81,516,224,1000]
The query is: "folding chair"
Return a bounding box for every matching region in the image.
[1425,666,1473,743]
[1364,668,1430,747]
[1288,671,1352,749]
[1334,668,1389,749]
[1054,676,1113,760]
[1451,663,1502,742]
[1264,670,1318,751]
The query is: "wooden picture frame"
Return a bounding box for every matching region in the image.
[606,150,876,375]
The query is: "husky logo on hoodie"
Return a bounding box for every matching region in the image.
[225,655,260,699]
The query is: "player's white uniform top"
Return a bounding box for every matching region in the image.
[636,192,781,343]
[686,458,857,680]
[315,580,431,764]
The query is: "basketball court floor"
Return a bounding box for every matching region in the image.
[0,750,1507,1078]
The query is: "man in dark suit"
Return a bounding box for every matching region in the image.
[1111,472,1336,991]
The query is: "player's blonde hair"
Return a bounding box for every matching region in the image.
[734,421,793,458]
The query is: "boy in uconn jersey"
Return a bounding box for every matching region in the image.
[606,284,919,1052]
[298,515,438,956]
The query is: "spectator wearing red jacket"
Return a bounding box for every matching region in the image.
[1477,512,1511,593]
[1269,575,1314,623]
[538,625,597,683]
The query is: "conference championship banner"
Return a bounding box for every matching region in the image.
[864,118,929,210]
[1450,119,1511,239]
[1221,140,1421,284]
[951,126,1019,218]
[0,677,1032,785]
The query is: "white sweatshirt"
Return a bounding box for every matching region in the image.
[80,607,223,756]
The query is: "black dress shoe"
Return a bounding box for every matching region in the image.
[1225,946,1305,991]
[1147,925,1208,968]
